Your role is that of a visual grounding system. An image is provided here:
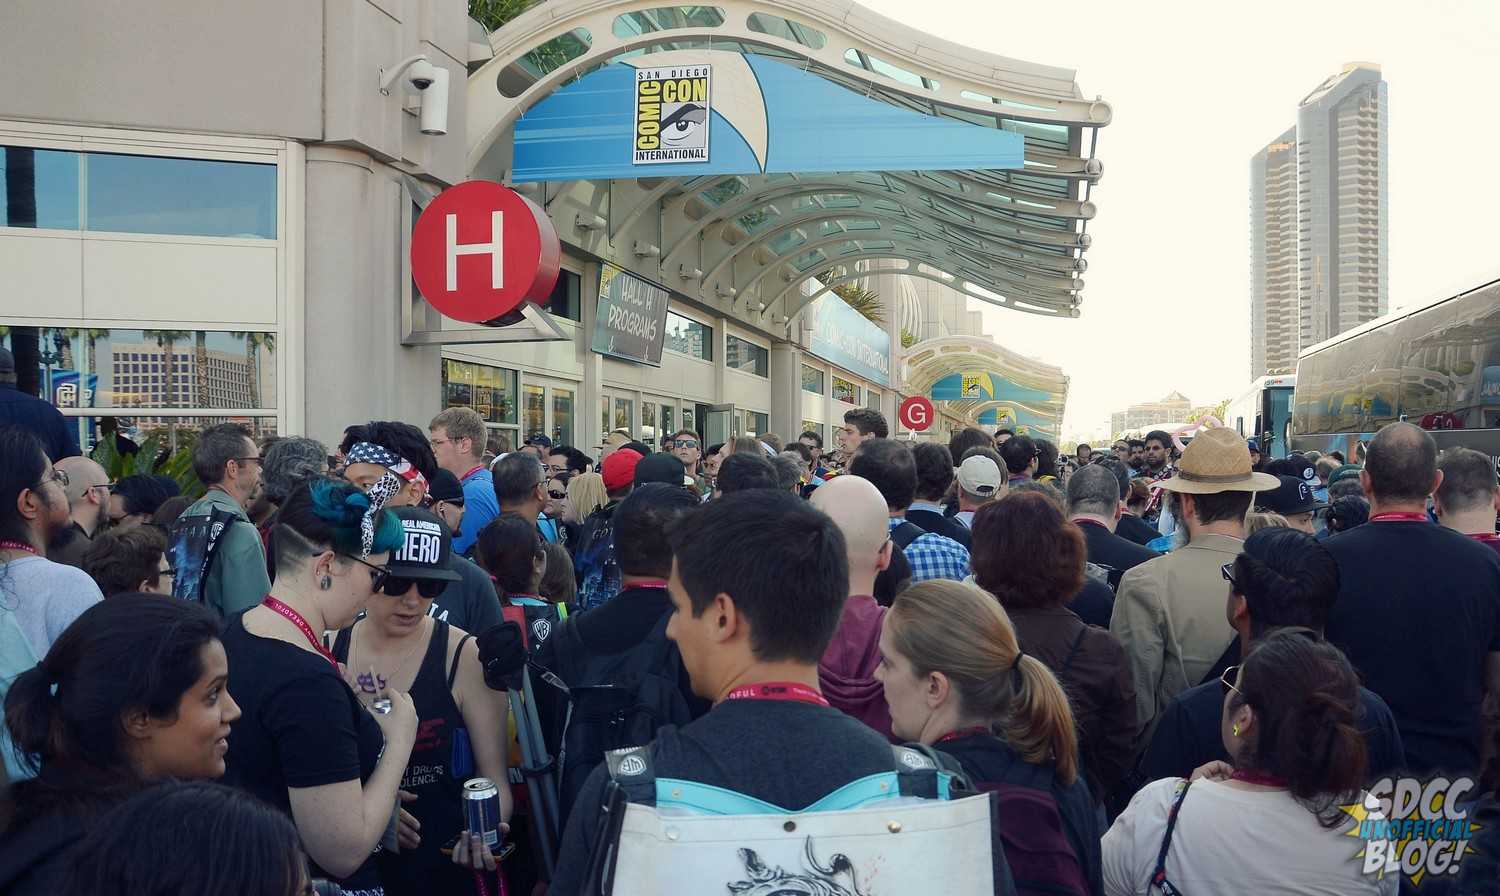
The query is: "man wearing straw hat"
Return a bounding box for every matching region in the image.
[1109,427,1279,747]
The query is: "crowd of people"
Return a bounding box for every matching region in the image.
[0,396,1498,895]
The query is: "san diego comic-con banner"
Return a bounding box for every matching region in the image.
[633,65,711,165]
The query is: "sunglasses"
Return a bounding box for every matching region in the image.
[547,488,568,500]
[673,439,699,449]
[1219,664,1244,699]
[1221,561,1241,593]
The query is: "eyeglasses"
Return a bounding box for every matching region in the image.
[233,456,262,467]
[1221,561,1241,592]
[342,554,391,593]
[34,469,68,491]
[1219,664,1244,699]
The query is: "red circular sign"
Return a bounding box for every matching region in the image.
[410,181,561,324]
[899,395,935,431]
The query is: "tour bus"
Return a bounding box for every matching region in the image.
[1226,375,1297,459]
[1291,278,1500,458]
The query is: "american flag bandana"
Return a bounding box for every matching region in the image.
[345,442,427,556]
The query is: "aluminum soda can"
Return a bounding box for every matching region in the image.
[462,777,502,851]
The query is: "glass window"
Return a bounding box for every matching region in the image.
[522,384,545,439]
[800,420,825,444]
[614,397,635,435]
[683,406,697,436]
[659,403,674,447]
[85,153,276,239]
[745,410,769,437]
[0,147,80,229]
[547,269,581,322]
[500,29,593,98]
[865,388,882,410]
[601,394,611,437]
[801,365,825,394]
[664,311,712,361]
[613,6,726,37]
[725,335,769,377]
[552,388,575,446]
[746,13,827,49]
[832,375,859,405]
[443,359,517,424]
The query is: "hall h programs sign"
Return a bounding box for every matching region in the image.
[633,64,711,164]
[593,263,671,366]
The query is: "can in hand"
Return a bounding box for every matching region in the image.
[462,777,502,851]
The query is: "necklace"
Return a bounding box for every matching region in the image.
[0,540,40,557]
[349,617,431,695]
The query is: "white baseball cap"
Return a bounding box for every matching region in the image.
[956,456,1002,496]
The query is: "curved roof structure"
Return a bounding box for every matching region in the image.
[903,335,1068,436]
[467,0,1107,334]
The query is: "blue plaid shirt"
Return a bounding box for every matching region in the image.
[891,517,970,583]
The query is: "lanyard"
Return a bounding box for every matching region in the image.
[723,681,830,707]
[462,465,486,482]
[262,596,338,670]
[1070,517,1108,530]
[1370,512,1428,523]
[1470,533,1500,544]
[935,726,992,745]
[0,540,39,557]
[626,580,670,590]
[1230,769,1288,788]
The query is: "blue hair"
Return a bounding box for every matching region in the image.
[278,476,404,560]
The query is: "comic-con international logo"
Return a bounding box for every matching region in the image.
[633,65,711,164]
[1341,776,1479,885]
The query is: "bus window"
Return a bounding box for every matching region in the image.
[1235,416,1244,437]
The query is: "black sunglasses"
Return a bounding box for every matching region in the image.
[342,554,391,593]
[1221,561,1240,593]
[547,488,568,499]
[379,575,446,599]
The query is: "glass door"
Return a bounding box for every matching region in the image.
[522,377,580,447]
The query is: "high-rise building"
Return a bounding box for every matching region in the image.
[1111,391,1193,436]
[1250,128,1298,377]
[1249,63,1387,378]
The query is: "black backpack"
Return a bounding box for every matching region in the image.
[543,611,694,831]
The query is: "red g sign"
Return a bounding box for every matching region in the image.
[899,395,935,431]
[410,181,561,324]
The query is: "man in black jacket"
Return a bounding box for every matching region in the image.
[906,442,971,548]
[1066,463,1158,590]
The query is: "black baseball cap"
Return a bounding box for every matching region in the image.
[1257,475,1324,517]
[386,507,462,582]
[525,432,553,449]
[634,452,686,487]
[428,469,465,505]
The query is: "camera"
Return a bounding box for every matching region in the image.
[408,59,438,91]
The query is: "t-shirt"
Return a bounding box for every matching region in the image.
[1323,520,1500,775]
[454,467,499,556]
[219,614,388,893]
[426,555,501,635]
[1139,680,1405,785]
[550,698,898,896]
[1103,777,1397,896]
[0,556,102,658]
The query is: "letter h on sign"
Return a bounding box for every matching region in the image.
[446,211,503,292]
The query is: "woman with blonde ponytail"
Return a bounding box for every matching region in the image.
[878,579,1101,896]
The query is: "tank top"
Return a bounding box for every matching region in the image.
[333,620,474,896]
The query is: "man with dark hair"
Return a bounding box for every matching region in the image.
[546,445,591,478]
[1099,457,1158,545]
[837,407,887,456]
[1325,423,1500,774]
[1112,440,1130,464]
[1435,448,1500,551]
[850,439,968,584]
[82,525,172,597]
[995,428,1015,445]
[798,430,824,471]
[998,433,1038,484]
[430,407,499,555]
[947,427,994,470]
[1126,439,1146,473]
[906,442,970,547]
[0,347,80,462]
[1076,443,1093,466]
[1110,428,1278,744]
[175,422,268,616]
[493,452,566,546]
[668,430,709,494]
[552,490,907,896]
[1140,528,1404,782]
[108,473,177,529]
[1067,464,1158,591]
[714,451,779,496]
[1141,430,1175,481]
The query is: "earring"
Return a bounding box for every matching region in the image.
[320,575,332,591]
[1232,723,1241,737]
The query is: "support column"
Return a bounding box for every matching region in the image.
[769,342,803,443]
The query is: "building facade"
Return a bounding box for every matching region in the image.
[1248,63,1388,379]
[1110,391,1192,436]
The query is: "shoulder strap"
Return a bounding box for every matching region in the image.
[447,632,473,690]
[1150,780,1193,896]
[602,745,658,806]
[331,624,354,662]
[892,521,926,550]
[891,743,972,799]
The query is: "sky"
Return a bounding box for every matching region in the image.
[860,0,1500,441]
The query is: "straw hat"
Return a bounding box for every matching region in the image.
[1155,427,1280,495]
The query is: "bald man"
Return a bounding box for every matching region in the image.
[810,475,897,739]
[48,456,111,569]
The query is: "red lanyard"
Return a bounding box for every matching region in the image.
[1469,533,1500,544]
[1370,512,1429,523]
[1070,517,1108,530]
[262,595,338,670]
[723,681,830,707]
[0,540,39,557]
[936,726,992,745]
[1230,769,1288,787]
[626,580,670,590]
[462,465,486,482]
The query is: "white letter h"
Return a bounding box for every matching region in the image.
[446,211,503,291]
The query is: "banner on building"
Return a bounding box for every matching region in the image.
[805,293,891,387]
[593,263,671,366]
[633,65,711,165]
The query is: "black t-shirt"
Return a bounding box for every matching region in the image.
[1139,679,1406,785]
[427,555,502,635]
[1324,521,1500,775]
[1115,513,1159,546]
[220,614,388,893]
[550,698,897,896]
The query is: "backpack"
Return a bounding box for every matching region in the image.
[575,509,622,610]
[165,504,240,603]
[968,781,1092,896]
[583,742,1018,896]
[546,612,695,831]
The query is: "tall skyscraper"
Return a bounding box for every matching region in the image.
[1249,63,1388,379]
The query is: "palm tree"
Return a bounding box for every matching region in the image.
[816,266,884,325]
[194,332,209,409]
[143,329,190,450]
[231,332,276,436]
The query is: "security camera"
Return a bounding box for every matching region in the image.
[408,59,438,91]
[417,66,449,136]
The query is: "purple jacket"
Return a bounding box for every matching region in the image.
[818,595,895,741]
